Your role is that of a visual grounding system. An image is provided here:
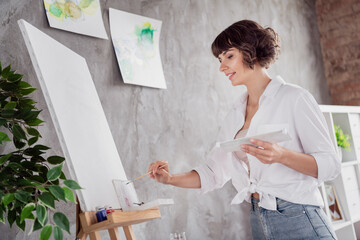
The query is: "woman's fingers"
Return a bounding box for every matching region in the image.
[148,160,170,182]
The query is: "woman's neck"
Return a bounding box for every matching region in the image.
[245,66,271,106]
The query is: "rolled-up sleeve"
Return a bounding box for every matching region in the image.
[293,91,341,184]
[193,144,233,194]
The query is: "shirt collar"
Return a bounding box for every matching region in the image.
[233,75,285,108]
[261,75,285,99]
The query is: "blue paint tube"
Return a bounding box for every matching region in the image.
[96,207,108,222]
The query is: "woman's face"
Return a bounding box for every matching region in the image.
[218,48,252,86]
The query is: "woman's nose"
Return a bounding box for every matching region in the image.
[219,62,227,72]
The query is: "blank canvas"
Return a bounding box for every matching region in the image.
[18,19,126,212]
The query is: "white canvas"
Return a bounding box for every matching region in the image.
[43,0,108,39]
[109,8,167,89]
[18,19,127,212]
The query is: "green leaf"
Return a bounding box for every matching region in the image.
[34,145,50,151]
[0,206,4,224]
[23,110,41,122]
[27,118,44,126]
[0,153,12,165]
[0,119,6,126]
[16,215,26,231]
[1,109,16,118]
[15,191,31,203]
[38,193,55,209]
[7,209,16,227]
[28,136,38,146]
[0,132,11,144]
[18,81,32,88]
[54,226,63,240]
[4,101,17,109]
[18,179,32,186]
[30,175,45,183]
[1,64,11,78]
[8,73,23,82]
[2,193,15,206]
[59,171,66,180]
[26,127,41,137]
[53,212,70,233]
[49,185,66,201]
[24,147,43,157]
[13,138,26,149]
[7,162,23,171]
[20,87,36,96]
[12,123,27,140]
[62,187,76,203]
[30,219,43,233]
[36,204,47,226]
[63,180,82,190]
[20,203,35,223]
[37,187,47,192]
[47,156,65,165]
[19,98,36,106]
[15,108,32,119]
[40,225,52,240]
[47,163,64,181]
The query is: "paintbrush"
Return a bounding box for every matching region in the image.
[126,165,167,185]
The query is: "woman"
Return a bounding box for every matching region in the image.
[148,20,340,239]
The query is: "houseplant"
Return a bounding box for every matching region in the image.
[0,62,81,240]
[334,124,351,161]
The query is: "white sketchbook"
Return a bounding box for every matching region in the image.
[219,129,291,152]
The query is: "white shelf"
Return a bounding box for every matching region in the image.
[321,105,360,240]
[333,220,353,231]
[342,161,359,167]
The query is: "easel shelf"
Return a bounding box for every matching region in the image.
[76,207,161,240]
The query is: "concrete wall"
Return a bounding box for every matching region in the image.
[0,0,329,239]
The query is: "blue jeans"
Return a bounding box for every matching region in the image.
[250,197,337,240]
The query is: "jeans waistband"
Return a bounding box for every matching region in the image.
[251,196,260,205]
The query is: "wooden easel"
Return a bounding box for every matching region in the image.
[75,200,161,240]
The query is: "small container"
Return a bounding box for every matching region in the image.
[105,205,115,214]
[96,207,107,222]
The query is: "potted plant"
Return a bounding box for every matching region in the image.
[0,62,81,240]
[334,124,351,161]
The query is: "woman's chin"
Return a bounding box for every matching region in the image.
[231,80,241,86]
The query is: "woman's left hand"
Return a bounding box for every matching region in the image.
[241,138,287,164]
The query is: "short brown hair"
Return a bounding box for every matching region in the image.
[211,20,280,69]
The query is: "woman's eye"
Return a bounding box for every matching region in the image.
[227,55,233,59]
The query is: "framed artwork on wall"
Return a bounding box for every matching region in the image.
[325,184,344,222]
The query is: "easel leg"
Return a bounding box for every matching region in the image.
[76,197,89,240]
[76,197,82,234]
[89,231,101,240]
[76,228,88,240]
[123,226,135,240]
[108,228,121,240]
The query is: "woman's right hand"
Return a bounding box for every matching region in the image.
[148,160,171,184]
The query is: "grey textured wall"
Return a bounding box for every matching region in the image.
[0,0,329,239]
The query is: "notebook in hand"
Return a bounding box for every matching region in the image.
[219,129,291,152]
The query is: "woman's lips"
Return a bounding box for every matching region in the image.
[229,72,236,80]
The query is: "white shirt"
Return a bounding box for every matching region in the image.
[194,76,341,210]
